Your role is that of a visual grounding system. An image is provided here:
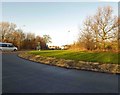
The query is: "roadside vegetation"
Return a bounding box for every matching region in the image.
[70,6,120,52]
[1,6,119,52]
[0,22,51,50]
[29,50,119,64]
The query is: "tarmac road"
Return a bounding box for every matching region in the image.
[2,52,119,93]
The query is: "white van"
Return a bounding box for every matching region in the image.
[0,42,18,51]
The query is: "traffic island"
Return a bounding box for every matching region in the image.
[18,52,120,74]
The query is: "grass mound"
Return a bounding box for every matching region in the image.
[29,50,119,64]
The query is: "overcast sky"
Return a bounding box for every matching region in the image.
[2,2,118,46]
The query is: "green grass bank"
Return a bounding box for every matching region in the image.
[29,50,119,64]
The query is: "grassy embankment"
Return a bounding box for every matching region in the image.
[29,50,120,64]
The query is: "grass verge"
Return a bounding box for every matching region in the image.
[29,50,119,64]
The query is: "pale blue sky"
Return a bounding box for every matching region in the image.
[2,2,118,46]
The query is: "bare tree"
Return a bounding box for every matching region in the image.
[43,35,52,44]
[16,29,25,49]
[78,6,119,51]
[79,17,95,50]
[0,22,16,42]
[94,6,118,50]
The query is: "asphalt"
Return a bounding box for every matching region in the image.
[2,52,119,93]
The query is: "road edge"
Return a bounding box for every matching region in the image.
[18,52,120,74]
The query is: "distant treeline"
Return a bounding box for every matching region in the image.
[1,6,119,52]
[0,22,50,50]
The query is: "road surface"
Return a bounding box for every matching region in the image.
[2,52,119,93]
